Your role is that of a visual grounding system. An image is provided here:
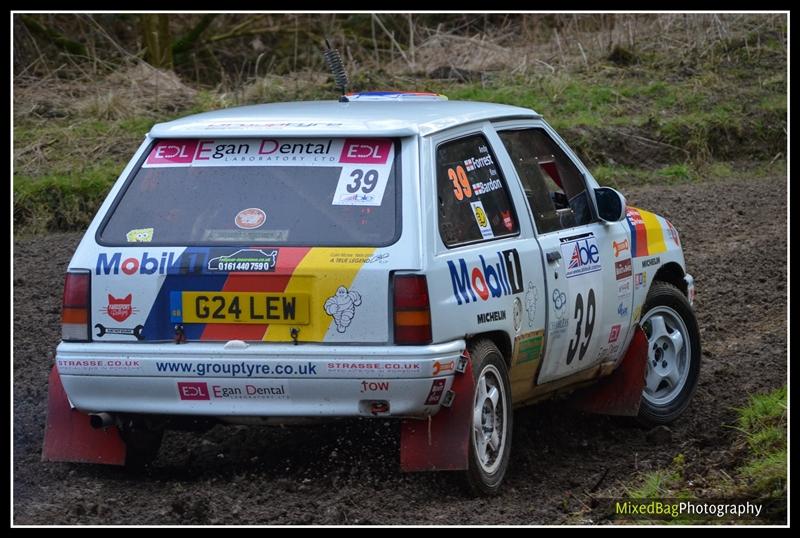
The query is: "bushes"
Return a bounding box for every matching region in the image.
[14,171,116,235]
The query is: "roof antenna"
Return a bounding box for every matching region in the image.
[323,39,350,102]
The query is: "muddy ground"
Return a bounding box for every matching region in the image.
[13,176,787,525]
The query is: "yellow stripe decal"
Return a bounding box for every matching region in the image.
[262,248,375,342]
[638,209,667,255]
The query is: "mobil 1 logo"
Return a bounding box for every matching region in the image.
[447,249,524,306]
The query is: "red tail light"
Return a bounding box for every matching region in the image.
[62,271,91,341]
[393,274,432,345]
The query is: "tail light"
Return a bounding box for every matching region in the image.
[61,271,91,341]
[393,274,432,345]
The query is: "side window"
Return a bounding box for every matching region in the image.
[436,133,519,247]
[498,128,595,234]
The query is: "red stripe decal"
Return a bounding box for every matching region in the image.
[627,208,649,257]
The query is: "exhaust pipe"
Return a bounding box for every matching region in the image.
[89,413,115,429]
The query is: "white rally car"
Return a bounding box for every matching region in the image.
[45,91,700,495]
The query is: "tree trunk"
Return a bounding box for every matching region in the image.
[140,14,173,69]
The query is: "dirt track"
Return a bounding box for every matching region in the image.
[13,177,787,525]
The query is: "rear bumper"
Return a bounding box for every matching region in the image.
[55,340,465,418]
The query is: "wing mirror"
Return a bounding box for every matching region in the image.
[594,187,627,222]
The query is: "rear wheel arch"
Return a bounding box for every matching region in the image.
[468,330,512,368]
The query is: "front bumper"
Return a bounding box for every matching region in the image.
[684,273,695,306]
[55,340,465,418]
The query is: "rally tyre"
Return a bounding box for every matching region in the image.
[464,339,512,496]
[638,281,701,426]
[120,419,164,468]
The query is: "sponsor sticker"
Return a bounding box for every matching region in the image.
[323,286,362,333]
[618,302,629,317]
[211,382,289,400]
[200,121,344,131]
[432,360,455,375]
[477,310,507,324]
[642,256,661,268]
[158,360,317,377]
[327,362,422,374]
[94,323,144,340]
[608,324,622,343]
[515,330,544,365]
[207,249,277,273]
[96,251,182,276]
[332,141,395,206]
[549,288,569,335]
[105,293,134,322]
[146,140,199,165]
[235,208,266,229]
[177,382,210,400]
[144,138,341,168]
[339,139,392,164]
[126,227,154,243]
[470,200,494,239]
[617,278,632,297]
[360,380,390,393]
[178,380,289,401]
[524,282,538,328]
[448,249,524,306]
[635,272,647,290]
[57,359,141,372]
[615,258,633,280]
[561,233,601,278]
[425,378,447,405]
[612,238,629,257]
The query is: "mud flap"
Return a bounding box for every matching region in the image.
[571,325,649,416]
[400,354,475,472]
[41,367,126,465]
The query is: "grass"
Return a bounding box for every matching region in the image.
[736,386,788,498]
[602,386,787,524]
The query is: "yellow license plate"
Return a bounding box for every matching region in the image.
[177,292,310,324]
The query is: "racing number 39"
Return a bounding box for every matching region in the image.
[566,289,596,365]
[346,169,379,194]
[448,165,472,201]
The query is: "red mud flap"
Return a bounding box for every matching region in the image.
[41,367,126,465]
[400,353,475,472]
[571,325,649,416]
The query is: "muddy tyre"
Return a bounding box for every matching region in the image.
[464,339,512,496]
[638,281,701,426]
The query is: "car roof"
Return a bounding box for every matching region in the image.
[149,99,541,139]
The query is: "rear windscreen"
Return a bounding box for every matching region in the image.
[98,138,401,246]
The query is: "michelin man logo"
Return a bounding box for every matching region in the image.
[524,281,538,327]
[324,286,362,333]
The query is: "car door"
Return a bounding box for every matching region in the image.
[423,124,548,402]
[493,122,633,384]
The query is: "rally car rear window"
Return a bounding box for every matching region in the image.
[98,138,401,246]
